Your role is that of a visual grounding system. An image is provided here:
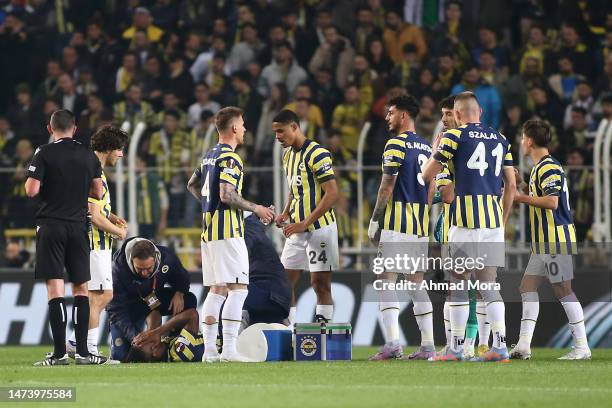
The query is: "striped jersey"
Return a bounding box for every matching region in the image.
[381,131,431,237]
[435,123,513,229]
[435,166,453,243]
[528,155,576,254]
[88,171,113,250]
[166,329,204,362]
[283,139,336,231]
[196,143,244,242]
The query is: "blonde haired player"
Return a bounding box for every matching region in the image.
[423,92,516,362]
[187,107,274,362]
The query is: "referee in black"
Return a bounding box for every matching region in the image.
[26,110,110,366]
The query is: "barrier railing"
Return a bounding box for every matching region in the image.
[3,119,611,260]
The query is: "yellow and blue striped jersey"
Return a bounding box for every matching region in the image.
[166,329,204,362]
[381,131,431,237]
[196,143,244,242]
[435,166,453,243]
[283,139,336,231]
[528,155,576,254]
[434,123,513,229]
[88,171,113,250]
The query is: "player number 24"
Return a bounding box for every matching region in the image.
[467,142,504,177]
[309,250,327,264]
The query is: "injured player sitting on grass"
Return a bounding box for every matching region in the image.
[125,308,204,362]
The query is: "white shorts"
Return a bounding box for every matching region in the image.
[201,237,249,286]
[524,254,574,283]
[377,229,429,273]
[280,223,339,272]
[88,250,113,291]
[448,226,505,269]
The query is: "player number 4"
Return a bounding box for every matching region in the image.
[201,173,210,199]
[467,142,504,177]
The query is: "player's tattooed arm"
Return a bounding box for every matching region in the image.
[371,174,397,222]
[219,182,257,211]
[187,172,201,200]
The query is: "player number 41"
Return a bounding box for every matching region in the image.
[467,142,504,177]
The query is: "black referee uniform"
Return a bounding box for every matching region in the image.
[28,138,102,283]
[27,135,102,364]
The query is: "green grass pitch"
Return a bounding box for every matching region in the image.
[1,346,611,408]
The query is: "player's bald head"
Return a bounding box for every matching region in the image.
[453,92,480,113]
[453,92,481,124]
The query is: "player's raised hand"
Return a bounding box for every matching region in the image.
[275,213,289,228]
[255,204,275,225]
[432,133,443,152]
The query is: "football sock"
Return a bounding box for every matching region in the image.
[560,293,588,348]
[380,301,400,346]
[48,297,67,358]
[315,304,334,321]
[518,292,539,349]
[449,301,469,353]
[482,290,506,349]
[221,289,248,355]
[466,290,478,341]
[87,327,99,354]
[73,296,90,357]
[443,301,451,346]
[202,293,226,353]
[476,301,490,347]
[288,307,296,325]
[411,289,434,347]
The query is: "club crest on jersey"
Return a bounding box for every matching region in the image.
[300,336,318,357]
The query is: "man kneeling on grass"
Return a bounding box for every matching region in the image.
[106,237,198,361]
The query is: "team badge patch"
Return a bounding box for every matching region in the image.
[300,336,317,357]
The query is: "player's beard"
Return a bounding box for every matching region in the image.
[387,120,399,134]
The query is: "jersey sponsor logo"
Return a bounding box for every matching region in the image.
[161,265,169,274]
[201,158,216,166]
[300,336,318,357]
[299,162,306,171]
[28,165,36,172]
[223,167,236,175]
[383,156,393,165]
[467,131,498,140]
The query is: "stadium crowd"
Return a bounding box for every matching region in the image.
[0,0,611,261]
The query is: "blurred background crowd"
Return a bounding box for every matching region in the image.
[0,0,611,267]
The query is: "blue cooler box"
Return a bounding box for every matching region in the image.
[293,323,352,361]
